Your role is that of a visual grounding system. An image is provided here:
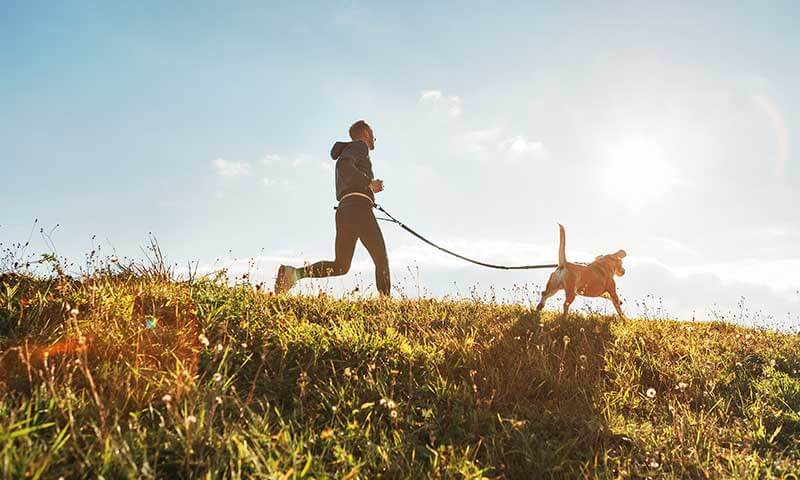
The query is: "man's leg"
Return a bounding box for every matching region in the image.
[357,208,391,296]
[274,208,358,293]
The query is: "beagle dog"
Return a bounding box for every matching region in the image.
[535,225,627,319]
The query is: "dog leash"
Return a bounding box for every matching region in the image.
[372,203,558,270]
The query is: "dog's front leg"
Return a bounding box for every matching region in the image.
[609,290,624,319]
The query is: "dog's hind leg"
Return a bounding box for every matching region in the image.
[562,290,576,320]
[535,274,561,312]
[535,289,555,312]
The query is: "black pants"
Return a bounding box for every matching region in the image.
[303,203,391,295]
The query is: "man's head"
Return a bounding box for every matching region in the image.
[349,120,375,150]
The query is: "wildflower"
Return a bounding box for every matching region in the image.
[198,334,210,347]
[390,410,398,419]
[648,460,660,469]
[215,396,223,405]
[579,354,587,363]
[563,335,570,346]
[579,327,585,333]
[344,367,352,378]
[186,415,197,425]
[386,400,396,410]
[379,398,387,407]
[216,343,224,352]
[70,308,80,317]
[676,382,688,391]
[320,428,334,440]
[241,342,248,349]
[331,406,338,413]
[646,388,657,399]
[162,394,172,403]
[212,373,222,382]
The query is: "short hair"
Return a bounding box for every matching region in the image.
[349,120,371,140]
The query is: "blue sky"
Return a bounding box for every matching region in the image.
[2,1,799,326]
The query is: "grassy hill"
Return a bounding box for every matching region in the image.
[1,268,799,479]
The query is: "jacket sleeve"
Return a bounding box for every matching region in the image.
[338,143,372,189]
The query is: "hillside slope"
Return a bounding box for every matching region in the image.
[1,273,799,479]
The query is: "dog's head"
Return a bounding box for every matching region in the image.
[595,249,627,276]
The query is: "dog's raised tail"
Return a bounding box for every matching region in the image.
[558,224,567,268]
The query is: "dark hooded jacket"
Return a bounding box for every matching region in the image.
[330,140,374,204]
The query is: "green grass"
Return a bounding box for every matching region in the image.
[1,268,799,479]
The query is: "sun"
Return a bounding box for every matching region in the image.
[600,136,678,212]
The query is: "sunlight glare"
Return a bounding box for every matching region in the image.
[600,137,678,213]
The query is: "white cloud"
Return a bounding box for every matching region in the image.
[262,177,290,188]
[420,89,462,117]
[502,136,544,155]
[420,90,442,102]
[459,128,545,158]
[261,153,285,165]
[665,258,800,295]
[448,96,462,117]
[212,158,251,177]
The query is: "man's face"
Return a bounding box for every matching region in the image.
[365,127,375,151]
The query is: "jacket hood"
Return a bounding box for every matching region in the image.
[330,141,350,160]
[330,140,367,160]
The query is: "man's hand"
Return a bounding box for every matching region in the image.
[369,179,384,193]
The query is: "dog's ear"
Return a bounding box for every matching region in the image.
[614,249,627,258]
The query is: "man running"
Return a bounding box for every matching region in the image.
[274,120,391,296]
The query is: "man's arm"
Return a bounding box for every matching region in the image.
[338,156,372,189]
[338,142,374,190]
